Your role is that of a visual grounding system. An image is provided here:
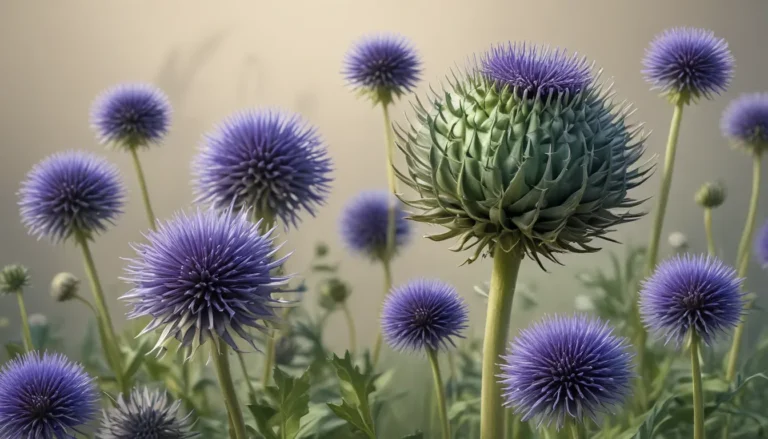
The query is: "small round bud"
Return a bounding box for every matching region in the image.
[315,242,329,258]
[50,272,80,302]
[322,278,351,304]
[695,181,726,208]
[668,232,689,252]
[0,265,30,294]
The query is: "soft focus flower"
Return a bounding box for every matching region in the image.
[19,151,125,242]
[0,264,30,294]
[755,219,768,267]
[50,272,80,302]
[667,232,689,252]
[122,208,291,353]
[398,42,649,264]
[343,33,421,104]
[721,93,768,155]
[695,181,726,208]
[98,387,197,439]
[0,352,98,439]
[640,254,744,346]
[381,279,468,352]
[642,27,734,104]
[193,109,332,228]
[499,314,633,429]
[91,83,171,149]
[574,295,595,312]
[340,191,411,261]
[28,314,48,328]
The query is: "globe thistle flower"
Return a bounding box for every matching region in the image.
[0,264,30,294]
[91,83,172,150]
[19,151,125,242]
[98,387,197,439]
[0,352,98,439]
[381,279,468,352]
[339,191,411,261]
[343,33,421,104]
[498,314,633,429]
[50,272,80,302]
[754,219,768,267]
[695,181,726,208]
[122,208,292,354]
[640,254,744,346]
[721,93,768,155]
[642,27,734,104]
[397,42,650,265]
[193,109,332,228]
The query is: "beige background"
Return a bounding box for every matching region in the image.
[0,0,766,407]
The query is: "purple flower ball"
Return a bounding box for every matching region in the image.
[381,279,468,352]
[98,387,198,438]
[480,43,593,98]
[642,27,734,103]
[339,190,411,261]
[193,109,332,229]
[754,219,768,267]
[343,33,421,103]
[19,151,125,243]
[721,93,768,154]
[122,208,292,353]
[640,254,744,346]
[91,83,171,149]
[0,352,99,439]
[499,314,633,429]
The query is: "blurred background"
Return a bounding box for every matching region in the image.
[0,0,766,430]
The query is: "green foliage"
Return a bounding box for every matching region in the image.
[248,367,312,439]
[326,352,377,438]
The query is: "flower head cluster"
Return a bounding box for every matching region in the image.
[194,109,332,229]
[0,264,30,294]
[340,190,411,261]
[0,352,98,438]
[91,83,172,149]
[499,314,633,429]
[721,93,768,155]
[19,151,125,242]
[381,279,468,352]
[640,254,744,346]
[98,387,197,439]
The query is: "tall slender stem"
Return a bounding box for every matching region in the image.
[341,302,357,355]
[16,292,34,352]
[381,103,398,259]
[691,333,705,439]
[704,208,716,256]
[480,246,523,439]
[236,351,257,401]
[427,348,450,439]
[372,257,393,367]
[212,343,247,439]
[129,147,157,231]
[568,422,581,439]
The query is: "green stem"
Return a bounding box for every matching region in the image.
[213,343,247,439]
[568,422,580,439]
[691,333,705,439]
[704,208,716,256]
[261,332,277,387]
[480,246,523,439]
[726,154,762,382]
[129,147,157,231]
[341,302,357,355]
[372,257,393,367]
[16,292,34,352]
[381,103,398,258]
[427,348,451,439]
[236,351,257,401]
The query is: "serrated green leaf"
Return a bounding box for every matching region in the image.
[327,402,375,439]
[270,367,311,439]
[248,402,279,439]
[122,337,151,381]
[326,352,376,438]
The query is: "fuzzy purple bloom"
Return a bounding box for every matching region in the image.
[91,83,171,149]
[343,33,421,102]
[98,387,197,439]
[19,151,125,243]
[640,254,744,346]
[757,219,768,267]
[480,43,593,98]
[381,279,468,352]
[721,93,768,152]
[0,352,99,439]
[499,314,633,429]
[642,27,734,103]
[193,109,332,229]
[121,208,291,354]
[339,190,411,261]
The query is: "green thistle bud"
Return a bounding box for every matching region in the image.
[315,242,330,258]
[695,181,726,208]
[50,272,80,302]
[0,265,30,294]
[318,278,351,310]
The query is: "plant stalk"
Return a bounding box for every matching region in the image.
[16,292,34,352]
[427,348,451,439]
[691,333,705,439]
[129,147,157,231]
[212,343,247,439]
[236,351,257,401]
[372,257,393,367]
[704,208,716,256]
[341,302,357,355]
[381,103,398,260]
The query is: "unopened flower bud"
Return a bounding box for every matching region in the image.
[0,265,30,294]
[50,272,80,302]
[668,232,689,252]
[695,181,726,208]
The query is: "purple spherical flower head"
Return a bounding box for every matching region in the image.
[480,43,593,98]
[640,254,744,346]
[193,109,332,229]
[499,314,633,429]
[642,27,734,104]
[0,352,99,439]
[91,83,171,149]
[343,33,421,103]
[122,208,292,354]
[721,93,768,154]
[381,279,468,352]
[98,387,198,439]
[756,219,768,267]
[339,190,411,261]
[19,151,125,243]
